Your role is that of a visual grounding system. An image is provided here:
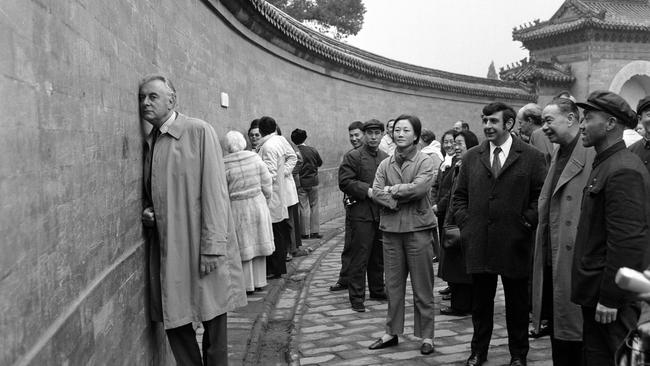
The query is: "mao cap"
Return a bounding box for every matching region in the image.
[637,96,650,116]
[362,119,385,132]
[576,90,636,129]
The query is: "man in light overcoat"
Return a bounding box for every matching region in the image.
[530,98,594,366]
[140,74,246,365]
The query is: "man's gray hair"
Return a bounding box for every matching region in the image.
[520,103,543,126]
[139,74,176,96]
[224,131,248,154]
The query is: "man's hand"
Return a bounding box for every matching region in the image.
[200,255,219,277]
[639,322,650,338]
[433,204,438,214]
[142,207,155,227]
[595,302,618,324]
[367,188,373,198]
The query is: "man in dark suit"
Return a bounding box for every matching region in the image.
[571,91,650,366]
[339,119,388,312]
[453,102,546,366]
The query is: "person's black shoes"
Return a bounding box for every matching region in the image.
[510,357,526,366]
[465,353,487,366]
[329,282,348,291]
[420,342,434,355]
[368,335,398,350]
[351,303,365,312]
[439,286,451,295]
[528,321,551,338]
[310,233,323,239]
[440,306,468,316]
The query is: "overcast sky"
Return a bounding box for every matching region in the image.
[346,0,565,78]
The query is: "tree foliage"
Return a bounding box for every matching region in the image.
[266,0,366,40]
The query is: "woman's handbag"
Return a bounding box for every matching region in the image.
[441,225,461,249]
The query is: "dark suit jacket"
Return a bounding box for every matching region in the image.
[571,141,650,308]
[338,144,388,222]
[453,137,546,278]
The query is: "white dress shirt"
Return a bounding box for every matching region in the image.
[490,134,513,167]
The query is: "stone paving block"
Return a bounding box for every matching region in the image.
[300,332,331,342]
[434,329,458,338]
[300,354,337,365]
[301,324,345,334]
[325,355,383,365]
[300,344,351,356]
[379,349,427,361]
[338,325,377,336]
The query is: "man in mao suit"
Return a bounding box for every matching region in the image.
[530,98,595,366]
[571,91,650,366]
[453,102,546,366]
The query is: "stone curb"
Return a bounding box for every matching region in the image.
[243,221,345,366]
[286,230,343,366]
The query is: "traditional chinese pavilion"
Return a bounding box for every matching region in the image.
[500,0,650,106]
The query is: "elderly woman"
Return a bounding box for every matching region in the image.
[438,130,479,316]
[369,114,437,355]
[223,131,275,292]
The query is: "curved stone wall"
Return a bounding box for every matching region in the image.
[0,0,534,364]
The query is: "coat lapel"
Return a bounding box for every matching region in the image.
[499,138,522,177]
[552,143,586,197]
[478,141,493,175]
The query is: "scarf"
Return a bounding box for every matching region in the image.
[394,144,418,167]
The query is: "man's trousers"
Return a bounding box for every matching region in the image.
[470,274,529,359]
[166,313,228,365]
[298,186,320,236]
[581,302,640,366]
[347,220,384,305]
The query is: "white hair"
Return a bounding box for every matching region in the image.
[224,131,247,153]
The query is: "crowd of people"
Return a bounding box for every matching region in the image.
[139,72,650,366]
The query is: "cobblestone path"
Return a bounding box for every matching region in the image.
[292,232,552,366]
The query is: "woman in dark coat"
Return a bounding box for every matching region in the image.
[433,130,457,292]
[439,130,478,316]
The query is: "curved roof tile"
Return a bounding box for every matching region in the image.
[246,0,534,101]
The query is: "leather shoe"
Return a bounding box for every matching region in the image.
[301,235,310,239]
[529,321,551,338]
[510,357,526,366]
[329,282,347,291]
[351,303,365,312]
[368,335,398,350]
[420,342,434,355]
[439,286,451,295]
[465,353,487,366]
[369,292,387,300]
[310,233,323,239]
[440,306,468,316]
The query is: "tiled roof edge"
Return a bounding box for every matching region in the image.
[245,0,535,101]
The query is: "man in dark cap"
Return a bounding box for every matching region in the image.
[571,90,650,366]
[629,96,650,175]
[338,119,388,312]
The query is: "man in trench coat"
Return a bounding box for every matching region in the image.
[453,102,546,366]
[140,74,246,365]
[530,98,594,365]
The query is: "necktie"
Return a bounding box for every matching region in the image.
[492,146,502,177]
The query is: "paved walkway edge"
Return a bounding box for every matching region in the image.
[243,220,345,366]
[287,232,343,366]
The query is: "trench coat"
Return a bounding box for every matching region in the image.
[224,150,275,262]
[144,113,247,329]
[452,138,546,278]
[530,140,595,341]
